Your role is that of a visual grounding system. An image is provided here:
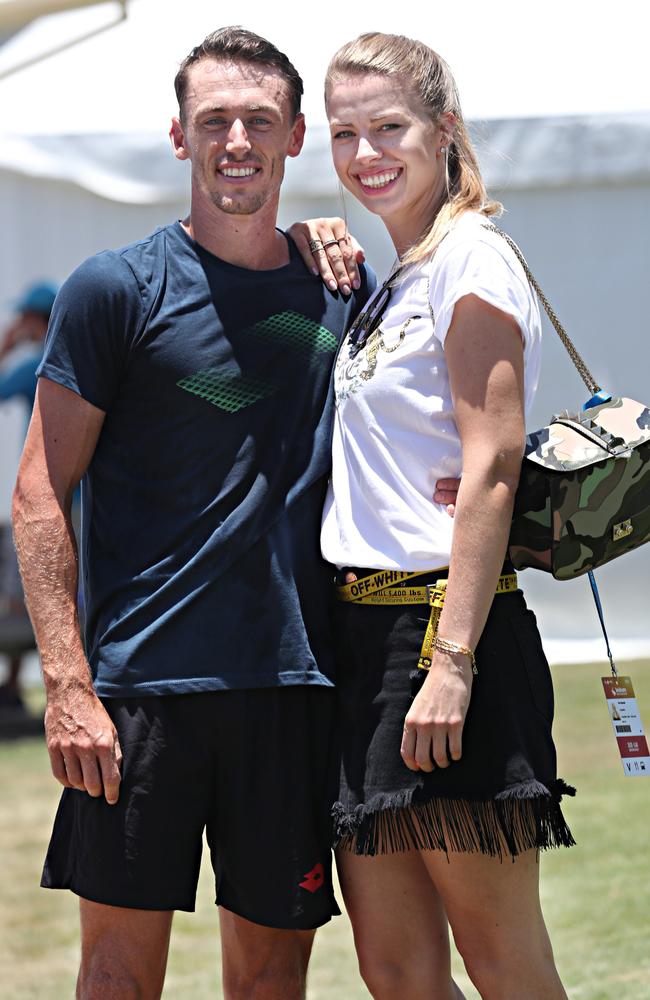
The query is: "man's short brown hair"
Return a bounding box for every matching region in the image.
[174,26,304,121]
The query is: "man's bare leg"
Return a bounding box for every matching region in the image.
[219,908,315,1000]
[78,899,173,1000]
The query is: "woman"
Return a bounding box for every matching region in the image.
[293,33,574,1000]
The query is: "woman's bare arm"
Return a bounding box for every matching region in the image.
[401,293,525,772]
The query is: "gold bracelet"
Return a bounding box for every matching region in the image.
[432,636,478,675]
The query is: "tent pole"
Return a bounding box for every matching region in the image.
[0,1,129,81]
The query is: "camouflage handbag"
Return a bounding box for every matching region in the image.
[485,226,650,581]
[509,396,650,580]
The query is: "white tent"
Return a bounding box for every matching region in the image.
[1,0,650,200]
[1,0,649,653]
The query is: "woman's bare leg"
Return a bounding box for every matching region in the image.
[337,848,465,999]
[421,848,567,1000]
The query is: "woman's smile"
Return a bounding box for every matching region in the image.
[355,167,403,193]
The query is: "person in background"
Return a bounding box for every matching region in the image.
[0,281,57,718]
[0,282,57,410]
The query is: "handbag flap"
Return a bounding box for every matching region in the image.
[525,397,650,472]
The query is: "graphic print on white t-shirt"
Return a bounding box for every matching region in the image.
[334,303,423,401]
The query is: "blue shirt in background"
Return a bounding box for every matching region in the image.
[0,350,42,432]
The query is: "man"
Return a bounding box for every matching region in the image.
[12,28,373,1000]
[0,280,57,720]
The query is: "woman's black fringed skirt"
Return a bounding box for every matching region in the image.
[332,573,576,860]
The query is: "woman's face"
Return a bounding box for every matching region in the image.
[327,73,449,250]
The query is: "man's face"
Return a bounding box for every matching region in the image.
[170,58,305,216]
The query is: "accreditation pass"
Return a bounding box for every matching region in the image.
[602,676,650,777]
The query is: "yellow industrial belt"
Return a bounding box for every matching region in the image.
[336,569,518,671]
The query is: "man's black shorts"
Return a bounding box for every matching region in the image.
[41,687,341,929]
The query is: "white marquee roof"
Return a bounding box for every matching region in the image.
[1,0,649,203]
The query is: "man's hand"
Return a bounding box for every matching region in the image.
[434,477,461,517]
[400,653,473,772]
[287,217,365,296]
[45,680,122,805]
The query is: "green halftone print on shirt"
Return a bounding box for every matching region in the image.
[177,311,338,413]
[176,370,277,413]
[248,310,338,356]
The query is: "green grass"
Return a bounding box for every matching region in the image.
[1,662,649,998]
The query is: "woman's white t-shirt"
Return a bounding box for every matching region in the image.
[320,212,542,571]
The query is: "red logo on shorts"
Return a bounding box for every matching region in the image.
[299,862,324,893]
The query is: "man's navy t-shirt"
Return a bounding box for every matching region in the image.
[38,222,374,696]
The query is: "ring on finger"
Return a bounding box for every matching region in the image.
[322,239,341,249]
[308,239,324,254]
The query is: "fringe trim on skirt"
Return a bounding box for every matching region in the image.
[333,779,576,859]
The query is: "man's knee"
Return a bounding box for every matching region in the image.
[220,911,314,1000]
[223,956,308,1000]
[78,899,171,1000]
[77,961,145,1000]
[222,930,312,1000]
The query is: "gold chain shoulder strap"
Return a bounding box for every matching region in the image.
[482,223,601,396]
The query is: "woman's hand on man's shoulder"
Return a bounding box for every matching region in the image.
[287,217,365,296]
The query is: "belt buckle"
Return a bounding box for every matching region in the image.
[427,582,446,607]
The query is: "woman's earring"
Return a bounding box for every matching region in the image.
[441,145,451,199]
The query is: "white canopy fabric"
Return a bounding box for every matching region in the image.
[3,0,650,128]
[3,113,650,205]
[1,0,649,203]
